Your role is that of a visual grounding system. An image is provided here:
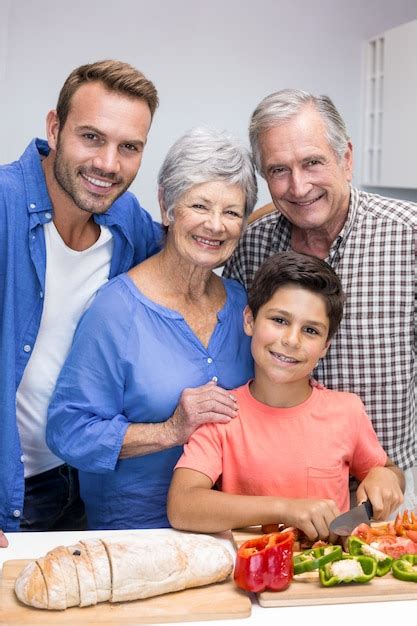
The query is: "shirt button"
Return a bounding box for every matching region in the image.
[31,234,36,240]
[212,376,218,382]
[23,344,32,353]
[13,510,21,518]
[40,291,44,298]
[20,455,25,463]
[29,203,36,209]
[44,212,52,220]
[207,357,213,364]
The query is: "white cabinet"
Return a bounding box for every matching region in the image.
[361,20,417,189]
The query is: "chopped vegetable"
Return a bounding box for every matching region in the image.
[234,531,294,593]
[319,555,377,586]
[293,545,342,575]
[347,536,392,576]
[391,555,417,582]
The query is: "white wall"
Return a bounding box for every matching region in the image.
[1,0,417,217]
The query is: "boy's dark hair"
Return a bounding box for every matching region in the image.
[248,251,345,340]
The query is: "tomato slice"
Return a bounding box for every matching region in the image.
[374,537,416,559]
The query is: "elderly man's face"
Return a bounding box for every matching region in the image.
[259,106,353,236]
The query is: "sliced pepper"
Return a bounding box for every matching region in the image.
[391,555,417,582]
[293,545,342,575]
[234,531,294,593]
[347,536,393,576]
[319,555,377,586]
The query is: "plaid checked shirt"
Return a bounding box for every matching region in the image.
[223,187,416,470]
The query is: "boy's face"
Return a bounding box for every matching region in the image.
[244,285,331,392]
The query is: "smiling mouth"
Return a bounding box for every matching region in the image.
[81,173,116,188]
[288,192,325,206]
[270,351,300,364]
[192,236,223,248]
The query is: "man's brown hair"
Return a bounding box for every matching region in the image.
[248,251,345,340]
[56,59,159,128]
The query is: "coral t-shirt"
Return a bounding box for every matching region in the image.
[175,383,387,513]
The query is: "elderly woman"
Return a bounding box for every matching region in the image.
[46,128,257,529]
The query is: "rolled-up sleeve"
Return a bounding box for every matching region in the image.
[46,282,131,473]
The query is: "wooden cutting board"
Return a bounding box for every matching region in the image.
[0,559,251,625]
[232,528,417,607]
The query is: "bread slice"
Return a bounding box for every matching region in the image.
[36,554,66,610]
[46,546,79,608]
[14,560,48,609]
[81,539,111,602]
[67,542,97,607]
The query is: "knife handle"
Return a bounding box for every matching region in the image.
[363,499,373,519]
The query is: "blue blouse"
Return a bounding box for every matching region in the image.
[47,274,253,529]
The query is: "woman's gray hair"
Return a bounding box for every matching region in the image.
[249,89,350,174]
[158,127,258,220]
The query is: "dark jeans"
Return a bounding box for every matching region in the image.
[20,464,87,531]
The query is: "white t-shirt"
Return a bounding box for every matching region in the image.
[16,220,114,478]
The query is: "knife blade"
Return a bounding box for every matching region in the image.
[329,500,373,536]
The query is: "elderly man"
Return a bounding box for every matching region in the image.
[0,60,161,542]
[224,89,416,510]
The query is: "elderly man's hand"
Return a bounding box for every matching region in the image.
[0,530,9,548]
[168,381,238,445]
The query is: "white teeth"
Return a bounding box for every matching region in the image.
[273,352,298,363]
[194,236,221,247]
[292,194,323,206]
[84,175,113,188]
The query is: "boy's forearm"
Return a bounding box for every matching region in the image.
[385,457,405,492]
[168,487,286,533]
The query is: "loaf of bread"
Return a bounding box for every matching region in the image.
[15,533,233,610]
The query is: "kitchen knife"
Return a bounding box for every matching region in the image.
[329,500,373,536]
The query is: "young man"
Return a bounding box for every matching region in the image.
[0,60,161,541]
[168,252,404,540]
[223,90,416,510]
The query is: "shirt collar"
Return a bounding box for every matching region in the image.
[20,139,54,217]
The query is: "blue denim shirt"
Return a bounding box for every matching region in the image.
[47,274,254,529]
[0,139,161,531]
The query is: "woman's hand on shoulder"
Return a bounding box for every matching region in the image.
[167,382,239,445]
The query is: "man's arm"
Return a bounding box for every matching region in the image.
[167,468,340,541]
[0,530,8,548]
[355,458,405,521]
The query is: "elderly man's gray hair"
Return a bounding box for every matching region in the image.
[158,127,257,220]
[249,89,350,174]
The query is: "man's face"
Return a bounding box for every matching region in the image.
[47,81,152,214]
[259,106,353,234]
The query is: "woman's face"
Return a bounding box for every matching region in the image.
[163,180,246,269]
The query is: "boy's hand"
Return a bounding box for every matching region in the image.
[356,466,404,521]
[0,530,8,548]
[168,382,238,445]
[281,497,340,542]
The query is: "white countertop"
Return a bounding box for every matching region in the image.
[1,529,416,625]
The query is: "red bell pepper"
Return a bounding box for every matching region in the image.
[234,531,294,592]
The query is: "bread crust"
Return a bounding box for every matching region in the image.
[14,533,233,610]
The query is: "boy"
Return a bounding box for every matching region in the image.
[167,252,404,541]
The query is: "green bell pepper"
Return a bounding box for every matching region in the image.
[391,555,417,582]
[319,555,377,586]
[293,545,342,575]
[347,536,393,576]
